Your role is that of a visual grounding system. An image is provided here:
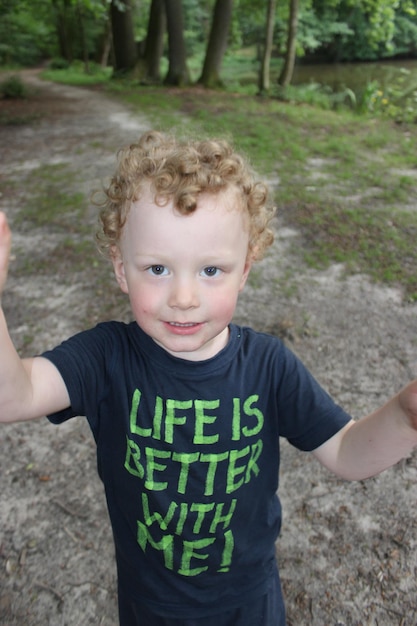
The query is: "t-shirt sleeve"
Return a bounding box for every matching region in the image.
[275,342,352,451]
[41,323,116,436]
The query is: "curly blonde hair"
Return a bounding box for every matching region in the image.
[96,130,275,261]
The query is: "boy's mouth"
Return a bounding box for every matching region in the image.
[165,321,204,335]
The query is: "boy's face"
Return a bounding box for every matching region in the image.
[112,185,251,361]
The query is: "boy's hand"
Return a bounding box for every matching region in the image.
[0,212,11,297]
[398,380,417,432]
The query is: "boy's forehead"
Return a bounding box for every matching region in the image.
[121,186,249,250]
[130,183,245,217]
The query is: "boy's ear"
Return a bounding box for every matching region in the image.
[239,258,252,292]
[111,246,129,294]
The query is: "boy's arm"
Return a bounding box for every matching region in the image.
[313,380,417,480]
[0,212,70,423]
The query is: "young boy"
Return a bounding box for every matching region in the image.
[1,130,417,626]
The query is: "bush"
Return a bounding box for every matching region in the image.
[356,74,417,123]
[48,57,70,70]
[0,75,27,99]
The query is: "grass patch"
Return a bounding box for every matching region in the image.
[54,237,99,270]
[13,238,97,277]
[293,203,417,300]
[42,62,112,86]
[15,163,87,230]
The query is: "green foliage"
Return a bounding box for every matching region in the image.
[276,81,357,111]
[310,0,417,61]
[234,0,268,47]
[0,1,56,66]
[0,0,111,67]
[297,8,354,56]
[392,13,417,56]
[49,57,71,70]
[356,70,417,123]
[183,0,213,54]
[0,74,27,98]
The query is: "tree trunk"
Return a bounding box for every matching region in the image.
[110,0,137,73]
[143,0,166,83]
[259,0,277,94]
[198,0,234,88]
[76,0,89,73]
[163,0,190,86]
[99,16,113,68]
[278,0,299,87]
[52,0,73,62]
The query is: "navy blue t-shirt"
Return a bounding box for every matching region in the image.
[43,322,351,619]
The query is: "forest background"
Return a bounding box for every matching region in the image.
[1,0,417,98]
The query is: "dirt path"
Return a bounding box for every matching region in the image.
[0,71,416,626]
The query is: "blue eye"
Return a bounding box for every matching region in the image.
[148,265,168,276]
[202,266,220,277]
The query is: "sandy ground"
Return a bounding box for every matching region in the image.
[0,71,416,626]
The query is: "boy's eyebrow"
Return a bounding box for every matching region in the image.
[132,253,166,262]
[132,251,241,264]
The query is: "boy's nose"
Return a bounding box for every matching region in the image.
[168,278,199,309]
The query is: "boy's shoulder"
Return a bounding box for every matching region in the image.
[230,324,290,368]
[42,320,139,362]
[78,320,138,341]
[236,324,284,349]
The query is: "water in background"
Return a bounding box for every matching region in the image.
[292,58,417,92]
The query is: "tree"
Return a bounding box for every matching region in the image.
[259,0,277,94]
[198,0,234,88]
[142,0,166,83]
[52,0,75,62]
[98,9,113,68]
[76,0,90,71]
[110,0,137,73]
[164,0,190,86]
[278,0,299,86]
